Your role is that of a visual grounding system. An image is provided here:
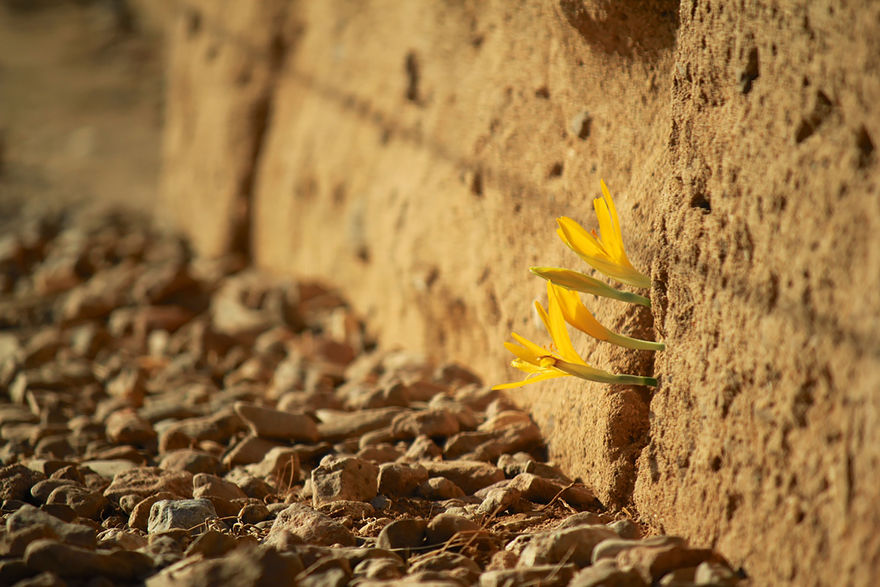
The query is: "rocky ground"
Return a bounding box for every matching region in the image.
[0,206,746,586]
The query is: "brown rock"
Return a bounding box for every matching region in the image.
[481,565,578,587]
[615,544,724,584]
[376,518,426,551]
[390,409,460,439]
[311,456,379,505]
[158,449,221,475]
[417,477,465,500]
[402,435,442,461]
[244,446,300,484]
[233,401,319,442]
[192,473,247,502]
[266,503,356,547]
[45,485,108,519]
[24,538,153,580]
[518,525,619,568]
[425,513,480,545]
[103,467,193,501]
[0,464,45,501]
[146,543,303,586]
[104,410,157,446]
[315,408,406,442]
[593,536,685,564]
[376,462,428,496]
[222,435,284,467]
[6,505,95,549]
[128,492,178,531]
[569,559,646,587]
[421,460,505,495]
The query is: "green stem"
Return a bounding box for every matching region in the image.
[607,332,666,352]
[612,374,659,387]
[530,267,651,307]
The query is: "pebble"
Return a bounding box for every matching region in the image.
[569,559,647,587]
[518,525,619,567]
[104,409,157,445]
[103,467,193,501]
[147,498,218,535]
[24,538,153,580]
[421,460,505,495]
[481,564,578,587]
[158,449,222,475]
[376,462,428,496]
[233,401,320,442]
[0,464,45,501]
[45,484,108,518]
[376,517,426,552]
[266,503,356,547]
[616,543,725,584]
[425,512,480,544]
[311,456,379,505]
[6,505,95,549]
[390,408,460,439]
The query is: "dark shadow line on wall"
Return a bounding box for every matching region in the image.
[170,0,880,359]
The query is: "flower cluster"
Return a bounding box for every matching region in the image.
[494,180,662,390]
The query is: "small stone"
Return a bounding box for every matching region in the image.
[145,543,303,586]
[608,519,641,539]
[192,473,247,502]
[238,502,270,524]
[417,476,465,500]
[6,505,95,549]
[311,456,379,505]
[103,467,193,501]
[96,528,148,550]
[158,449,221,475]
[518,525,619,567]
[390,409,460,439]
[421,460,505,495]
[222,435,285,467]
[233,401,319,442]
[80,459,139,479]
[476,486,524,516]
[223,470,273,499]
[128,492,178,531]
[104,410,156,446]
[315,408,405,442]
[147,498,218,535]
[376,518,426,552]
[409,551,480,582]
[244,446,300,483]
[353,557,405,580]
[481,564,577,587]
[616,544,724,584]
[425,513,480,544]
[557,511,606,529]
[30,479,77,503]
[0,464,45,501]
[403,435,443,461]
[356,443,403,463]
[266,503,356,547]
[376,462,428,496]
[183,529,239,559]
[569,559,647,587]
[694,560,739,585]
[24,538,153,580]
[45,484,108,519]
[593,536,685,564]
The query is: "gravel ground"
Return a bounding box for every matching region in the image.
[0,207,745,586]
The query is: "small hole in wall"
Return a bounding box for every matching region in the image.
[356,246,371,264]
[535,86,550,99]
[548,162,564,178]
[471,171,484,197]
[690,192,712,212]
[187,10,202,37]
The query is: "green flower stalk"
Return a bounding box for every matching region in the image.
[530,266,651,307]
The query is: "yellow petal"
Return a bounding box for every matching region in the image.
[492,370,568,390]
[504,341,541,365]
[544,282,583,364]
[534,300,551,336]
[557,217,607,259]
[550,283,610,341]
[598,179,626,260]
[510,333,547,362]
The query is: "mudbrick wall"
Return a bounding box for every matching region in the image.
[155,1,880,584]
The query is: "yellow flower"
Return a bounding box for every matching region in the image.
[493,282,658,389]
[549,283,665,351]
[556,180,651,289]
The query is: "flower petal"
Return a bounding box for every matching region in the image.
[544,282,583,364]
[492,370,568,390]
[550,283,610,341]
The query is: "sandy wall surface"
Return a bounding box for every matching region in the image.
[157,1,880,584]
